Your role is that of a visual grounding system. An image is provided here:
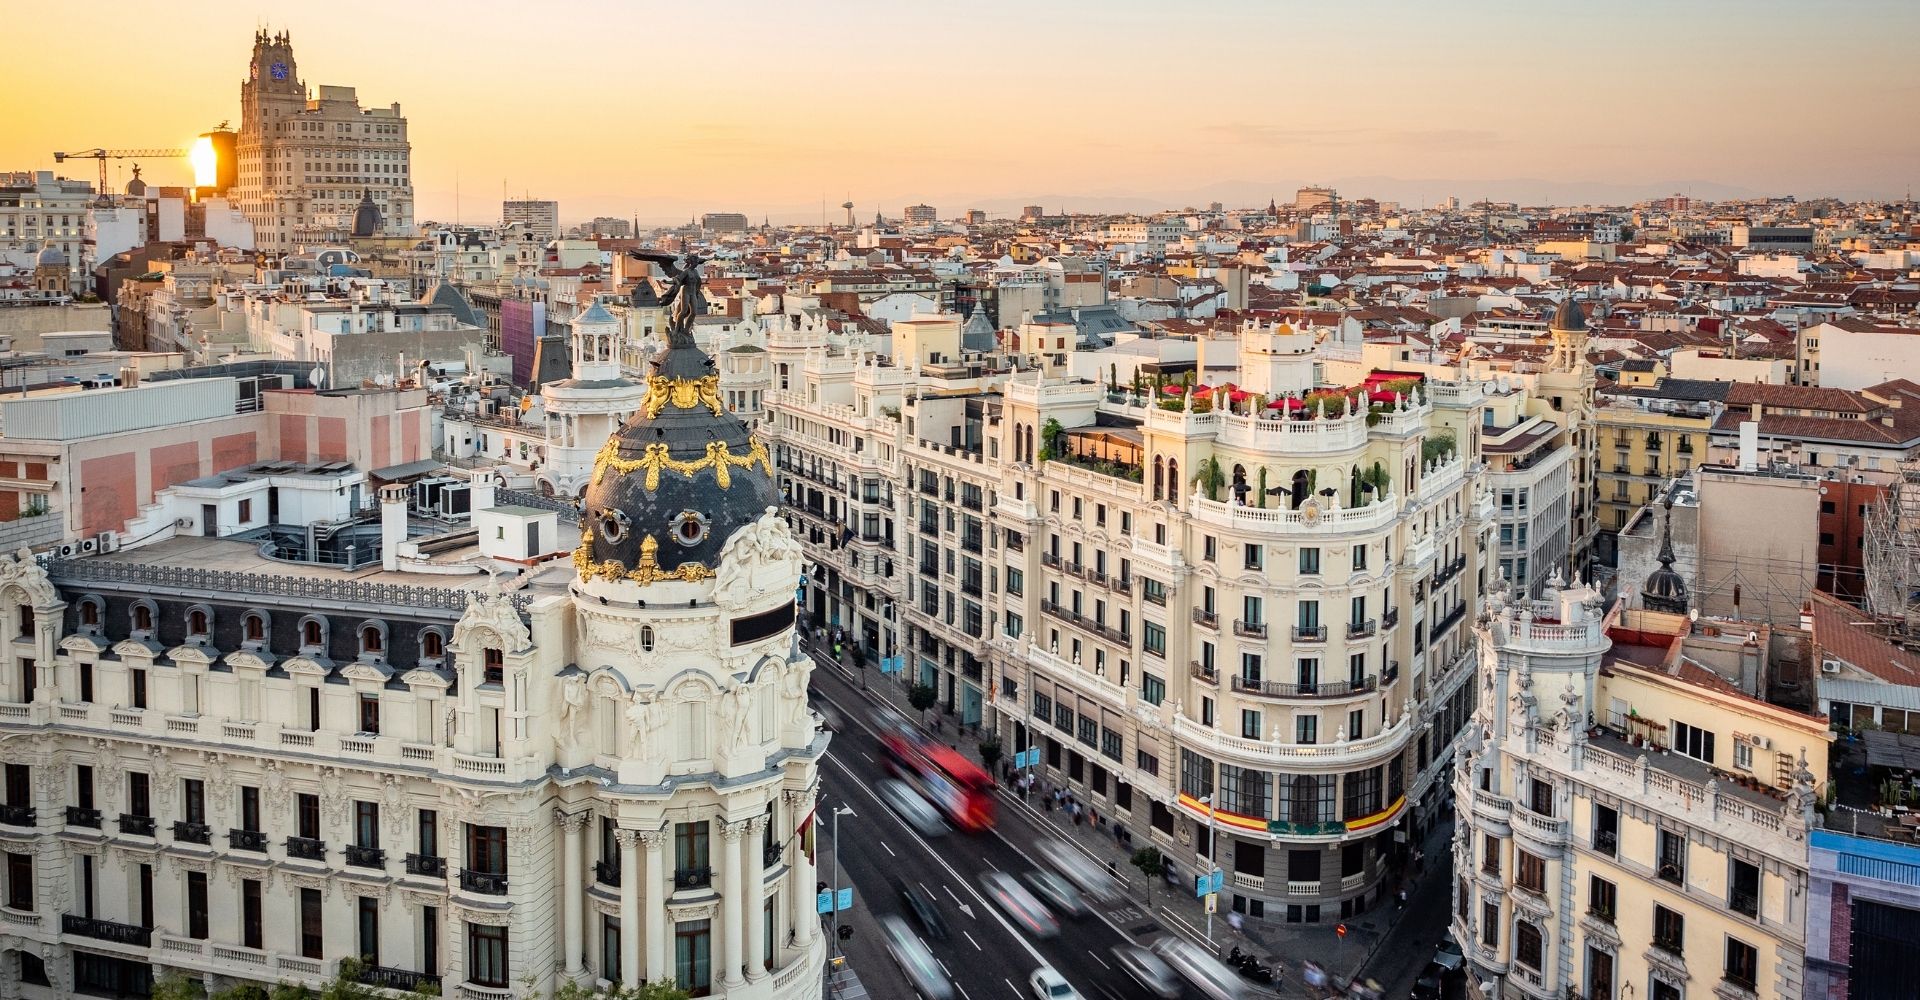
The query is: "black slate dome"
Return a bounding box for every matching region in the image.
[351,189,381,238]
[1549,296,1587,333]
[1642,502,1690,614]
[575,343,776,584]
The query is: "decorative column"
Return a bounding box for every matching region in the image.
[641,826,669,982]
[788,791,817,947]
[720,820,747,989]
[616,829,641,988]
[559,810,588,980]
[744,816,768,980]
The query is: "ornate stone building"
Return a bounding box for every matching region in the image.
[0,314,826,997]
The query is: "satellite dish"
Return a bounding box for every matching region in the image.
[309,365,327,389]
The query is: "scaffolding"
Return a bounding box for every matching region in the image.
[1863,461,1920,642]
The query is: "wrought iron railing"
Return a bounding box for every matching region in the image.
[62,913,151,947]
[674,866,713,890]
[405,853,447,877]
[172,820,212,845]
[65,806,100,828]
[595,860,621,887]
[345,844,387,869]
[459,869,509,895]
[118,813,156,837]
[40,557,532,620]
[285,836,327,861]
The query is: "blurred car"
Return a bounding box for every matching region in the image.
[979,871,1060,939]
[1110,944,1182,999]
[877,778,951,838]
[812,698,846,732]
[1033,836,1122,903]
[1028,966,1079,1000]
[900,885,948,941]
[1150,936,1250,1000]
[879,914,954,1000]
[1020,870,1088,918]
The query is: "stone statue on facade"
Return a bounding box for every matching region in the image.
[625,692,667,763]
[557,673,588,749]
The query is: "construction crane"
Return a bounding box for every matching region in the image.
[52,147,187,196]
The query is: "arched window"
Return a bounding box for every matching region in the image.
[188,609,209,636]
[244,613,265,642]
[422,630,444,659]
[1167,458,1179,499]
[640,625,656,652]
[302,619,323,648]
[361,624,384,654]
[1152,457,1164,500]
[79,600,100,627]
[133,605,153,633]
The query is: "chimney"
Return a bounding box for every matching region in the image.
[379,483,409,572]
[467,468,496,512]
[1738,420,1759,472]
[118,366,139,389]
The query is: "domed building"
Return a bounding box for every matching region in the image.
[33,244,70,296]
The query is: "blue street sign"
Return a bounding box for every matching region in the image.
[1194,870,1223,897]
[837,887,853,911]
[817,890,833,915]
[817,888,855,914]
[1015,749,1041,769]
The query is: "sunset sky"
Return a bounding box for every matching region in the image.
[4,0,1916,224]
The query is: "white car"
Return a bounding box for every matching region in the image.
[877,778,951,838]
[880,914,955,1000]
[1028,966,1079,1000]
[979,871,1060,939]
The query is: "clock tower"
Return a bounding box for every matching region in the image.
[240,29,302,133]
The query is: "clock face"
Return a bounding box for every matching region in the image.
[270,61,288,81]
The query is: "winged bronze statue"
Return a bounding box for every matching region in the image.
[629,250,707,349]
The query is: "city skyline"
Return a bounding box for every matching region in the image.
[3,0,1917,225]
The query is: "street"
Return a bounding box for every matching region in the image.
[806,641,1455,1000]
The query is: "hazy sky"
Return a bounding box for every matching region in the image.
[5,0,1917,223]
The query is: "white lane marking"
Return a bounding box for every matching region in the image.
[861,751,875,762]
[1005,978,1020,997]
[939,960,953,977]
[1090,951,1109,970]
[882,841,896,858]
[944,885,964,907]
[955,985,973,1000]
[964,930,983,951]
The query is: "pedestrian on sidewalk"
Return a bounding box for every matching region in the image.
[1396,887,1408,909]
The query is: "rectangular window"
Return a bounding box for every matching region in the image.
[1296,715,1317,745]
[1516,850,1546,893]
[1241,709,1262,739]
[468,824,508,875]
[129,772,150,817]
[1140,674,1165,706]
[1653,904,1685,954]
[1734,740,1753,771]
[358,694,380,735]
[240,786,261,832]
[1589,875,1616,921]
[297,793,320,839]
[1481,901,1499,947]
[1244,544,1263,570]
[1515,920,1543,970]
[1725,936,1759,990]
[355,801,380,848]
[1482,833,1501,875]
[1658,829,1685,884]
[299,887,323,958]
[1100,728,1123,762]
[1178,749,1215,800]
[675,919,713,994]
[358,896,380,965]
[4,852,30,910]
[186,871,209,939]
[469,923,510,987]
[242,879,263,949]
[132,669,147,708]
[1142,622,1166,657]
[1672,720,1716,764]
[1352,545,1367,570]
[603,916,622,983]
[1730,859,1760,918]
[1592,803,1618,856]
[183,778,205,825]
[674,821,711,873]
[419,809,439,857]
[1299,547,1320,574]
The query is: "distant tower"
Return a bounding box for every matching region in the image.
[842,199,855,228]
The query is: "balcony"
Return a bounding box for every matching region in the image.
[356,966,443,993]
[1593,831,1617,857]
[459,869,509,895]
[1234,619,1269,639]
[1383,660,1401,683]
[1292,625,1328,643]
[1189,661,1218,685]
[64,806,101,828]
[1110,576,1132,594]
[228,828,268,852]
[764,842,785,867]
[0,804,35,827]
[1232,675,1377,700]
[674,865,714,890]
[285,836,327,861]
[1040,552,1061,569]
[1383,606,1400,629]
[1346,619,1377,640]
[1433,555,1466,587]
[1005,534,1025,553]
[595,860,621,887]
[118,813,156,837]
[172,820,212,845]
[1143,587,1167,607]
[1652,935,1684,959]
[62,913,151,947]
[345,844,387,869]
[1428,603,1467,642]
[1731,889,1758,919]
[1657,862,1684,886]
[1191,608,1219,629]
[405,853,448,878]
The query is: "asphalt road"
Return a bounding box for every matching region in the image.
[809,655,1274,1000]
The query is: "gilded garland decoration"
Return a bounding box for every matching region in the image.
[589,436,772,492]
[574,526,716,586]
[641,374,726,420]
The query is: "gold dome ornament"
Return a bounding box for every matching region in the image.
[640,373,725,420]
[589,436,772,492]
[574,529,716,586]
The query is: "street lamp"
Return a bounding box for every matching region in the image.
[826,804,856,989]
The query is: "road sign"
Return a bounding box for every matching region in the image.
[817,890,833,915]
[817,888,855,915]
[1204,892,1218,914]
[1013,748,1040,769]
[838,887,853,912]
[1194,870,1223,898]
[1336,922,1348,939]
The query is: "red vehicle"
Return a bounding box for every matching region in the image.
[881,728,996,831]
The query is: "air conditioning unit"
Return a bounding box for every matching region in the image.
[96,531,120,553]
[55,542,78,558]
[1821,659,1842,675]
[78,537,99,555]
[1751,735,1773,751]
